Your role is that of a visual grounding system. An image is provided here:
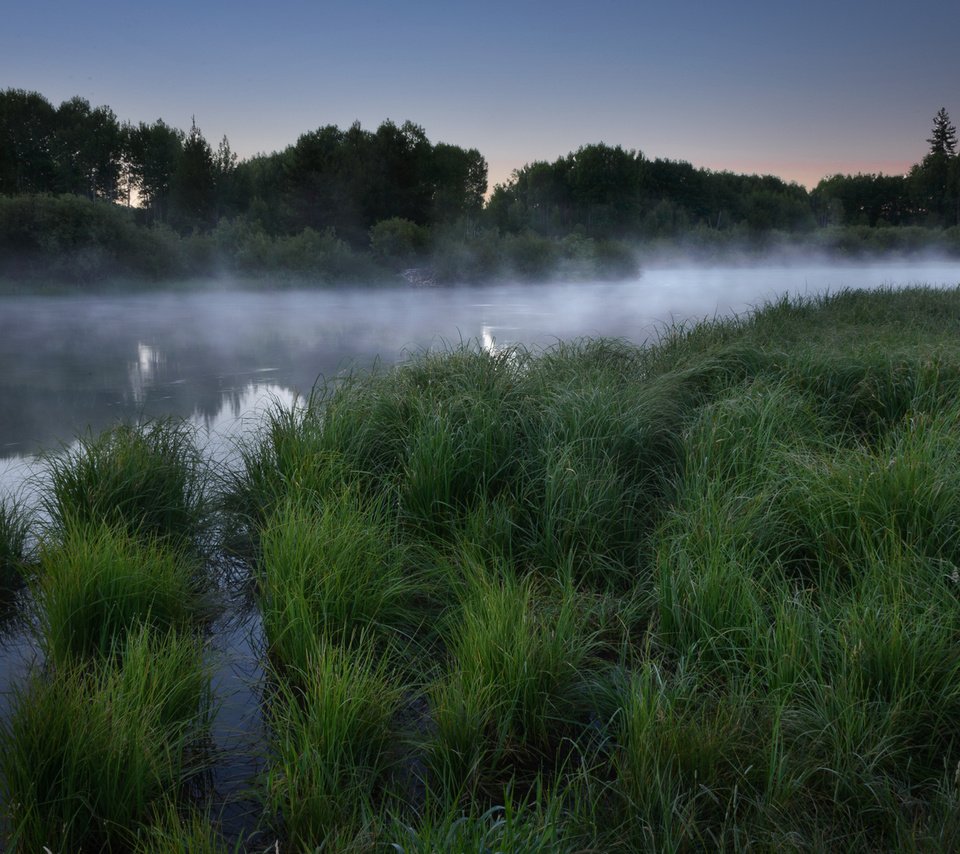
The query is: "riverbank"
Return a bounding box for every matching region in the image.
[3,286,960,850]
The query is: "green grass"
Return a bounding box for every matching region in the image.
[0,626,212,853]
[130,799,241,854]
[263,638,401,849]
[218,286,960,850]
[44,419,210,552]
[257,488,433,673]
[425,557,598,802]
[35,519,209,668]
[0,496,31,592]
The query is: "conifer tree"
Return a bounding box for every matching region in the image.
[927,107,957,156]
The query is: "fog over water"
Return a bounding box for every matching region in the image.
[3,260,960,499]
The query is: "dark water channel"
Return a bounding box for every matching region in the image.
[2,262,960,843]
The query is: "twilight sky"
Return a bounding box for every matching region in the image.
[3,0,958,191]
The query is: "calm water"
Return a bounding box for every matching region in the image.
[2,260,960,839]
[4,261,960,479]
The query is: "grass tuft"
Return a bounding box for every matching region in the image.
[44,419,209,552]
[0,626,212,853]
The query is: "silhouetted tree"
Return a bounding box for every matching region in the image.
[927,108,957,156]
[169,119,216,231]
[0,89,57,194]
[430,143,486,220]
[53,97,124,200]
[212,134,241,220]
[126,120,183,223]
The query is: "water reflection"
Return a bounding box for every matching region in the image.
[127,342,164,404]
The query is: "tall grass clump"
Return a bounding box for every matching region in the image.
[130,799,237,854]
[514,348,694,583]
[399,388,521,539]
[264,639,400,849]
[226,345,529,550]
[608,663,769,850]
[654,381,826,667]
[389,791,574,854]
[0,496,31,592]
[223,396,344,550]
[36,520,207,667]
[45,419,209,552]
[0,627,212,853]
[426,559,596,800]
[257,488,429,673]
[781,538,960,825]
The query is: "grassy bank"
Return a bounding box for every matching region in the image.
[5,286,960,849]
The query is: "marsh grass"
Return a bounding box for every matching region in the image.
[0,626,212,853]
[0,496,31,592]
[263,638,400,848]
[425,558,598,801]
[131,799,239,854]
[388,788,574,854]
[35,519,208,668]
[609,663,769,850]
[44,419,209,552]
[257,488,432,673]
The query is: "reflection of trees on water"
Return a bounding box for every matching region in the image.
[0,295,408,459]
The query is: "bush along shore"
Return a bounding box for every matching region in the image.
[5,285,960,850]
[5,194,960,293]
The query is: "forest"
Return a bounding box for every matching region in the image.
[2,89,959,284]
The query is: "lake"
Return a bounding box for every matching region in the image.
[4,260,960,486]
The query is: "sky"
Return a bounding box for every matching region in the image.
[3,0,959,192]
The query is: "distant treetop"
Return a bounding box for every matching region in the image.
[927,107,957,157]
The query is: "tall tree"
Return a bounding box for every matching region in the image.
[430,143,487,221]
[0,89,57,194]
[170,119,216,231]
[53,97,124,200]
[927,107,957,156]
[212,134,240,219]
[126,120,183,222]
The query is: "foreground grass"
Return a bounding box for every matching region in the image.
[0,627,212,852]
[7,285,960,850]
[227,286,960,851]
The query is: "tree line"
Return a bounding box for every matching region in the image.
[0,89,487,241]
[1,89,958,286]
[488,109,960,238]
